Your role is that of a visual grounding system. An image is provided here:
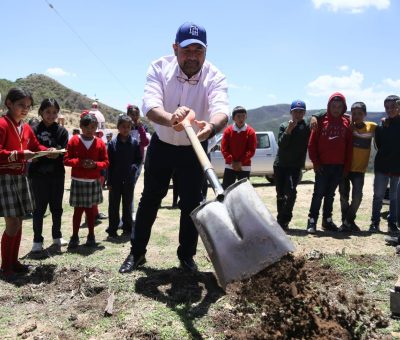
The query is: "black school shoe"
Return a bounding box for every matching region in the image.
[179,258,198,273]
[119,254,146,273]
[388,222,399,234]
[369,223,381,233]
[67,235,80,249]
[85,235,97,247]
[322,218,338,232]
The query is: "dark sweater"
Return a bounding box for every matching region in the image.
[274,118,311,168]
[107,134,142,186]
[29,121,68,178]
[374,115,400,174]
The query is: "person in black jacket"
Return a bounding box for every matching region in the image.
[273,100,311,230]
[106,115,142,237]
[29,99,69,252]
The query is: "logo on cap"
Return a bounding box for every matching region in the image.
[189,25,199,37]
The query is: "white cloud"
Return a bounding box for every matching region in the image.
[306,69,393,110]
[46,67,77,77]
[338,65,349,71]
[383,78,400,89]
[312,0,390,13]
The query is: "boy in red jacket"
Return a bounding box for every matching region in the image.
[221,106,257,189]
[307,93,352,233]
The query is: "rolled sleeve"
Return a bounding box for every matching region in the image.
[142,63,165,115]
[208,73,230,118]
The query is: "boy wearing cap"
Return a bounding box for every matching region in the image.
[370,95,400,234]
[338,102,376,233]
[307,92,353,234]
[221,106,256,189]
[273,100,310,230]
[119,22,229,274]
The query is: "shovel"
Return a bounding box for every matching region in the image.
[173,111,295,288]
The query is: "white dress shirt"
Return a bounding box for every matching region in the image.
[142,55,229,146]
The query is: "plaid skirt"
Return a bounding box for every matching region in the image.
[0,174,35,217]
[69,179,103,208]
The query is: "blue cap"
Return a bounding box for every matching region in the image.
[176,22,207,48]
[290,100,306,111]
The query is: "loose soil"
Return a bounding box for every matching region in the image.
[214,255,389,340]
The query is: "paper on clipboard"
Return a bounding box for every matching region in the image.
[31,149,67,159]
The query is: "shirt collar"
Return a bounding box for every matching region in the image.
[233,123,247,132]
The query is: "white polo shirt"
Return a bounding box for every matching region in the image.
[142,55,229,146]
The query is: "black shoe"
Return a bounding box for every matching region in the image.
[106,230,118,239]
[385,235,400,246]
[67,235,80,249]
[388,222,399,234]
[179,258,198,273]
[307,218,317,234]
[322,218,338,232]
[119,254,146,273]
[85,235,97,247]
[350,222,361,232]
[338,223,352,233]
[369,223,380,233]
[172,202,179,209]
[97,213,108,220]
[13,261,33,274]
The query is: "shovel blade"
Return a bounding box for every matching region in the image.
[191,179,295,288]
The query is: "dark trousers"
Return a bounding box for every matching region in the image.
[131,134,205,260]
[274,166,301,225]
[339,172,365,223]
[308,164,343,221]
[222,168,250,189]
[108,180,135,233]
[31,176,65,242]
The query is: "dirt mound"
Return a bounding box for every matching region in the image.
[215,255,388,339]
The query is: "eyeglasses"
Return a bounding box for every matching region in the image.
[176,76,199,85]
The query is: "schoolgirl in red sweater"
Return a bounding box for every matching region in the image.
[64,113,109,248]
[0,88,49,278]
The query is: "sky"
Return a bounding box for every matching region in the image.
[1,0,399,113]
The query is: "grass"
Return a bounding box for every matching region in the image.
[0,170,400,338]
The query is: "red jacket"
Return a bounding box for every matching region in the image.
[221,124,257,166]
[308,93,353,172]
[0,114,47,175]
[64,135,109,179]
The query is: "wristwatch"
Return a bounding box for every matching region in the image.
[208,123,217,139]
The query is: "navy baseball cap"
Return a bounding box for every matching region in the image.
[176,22,207,48]
[290,100,306,111]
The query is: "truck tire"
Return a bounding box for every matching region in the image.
[265,175,275,185]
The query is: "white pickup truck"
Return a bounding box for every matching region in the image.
[209,131,313,183]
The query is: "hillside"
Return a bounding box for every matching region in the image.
[246,104,386,137]
[0,74,127,129]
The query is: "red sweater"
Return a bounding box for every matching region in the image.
[308,113,352,172]
[221,124,257,166]
[0,114,47,175]
[64,135,109,179]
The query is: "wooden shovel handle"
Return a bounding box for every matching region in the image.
[184,124,213,171]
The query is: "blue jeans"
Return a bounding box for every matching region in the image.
[339,172,365,223]
[308,164,343,221]
[371,172,399,225]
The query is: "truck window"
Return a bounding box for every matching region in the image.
[257,134,270,149]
